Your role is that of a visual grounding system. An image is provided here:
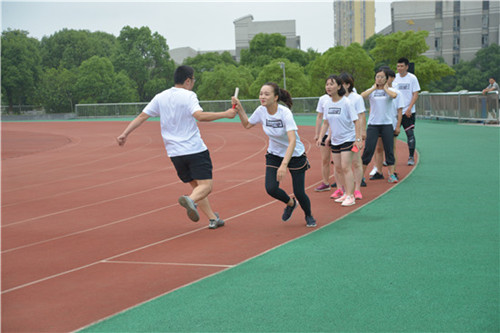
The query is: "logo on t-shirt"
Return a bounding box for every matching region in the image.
[373,91,387,98]
[397,83,410,91]
[328,107,341,115]
[266,119,284,128]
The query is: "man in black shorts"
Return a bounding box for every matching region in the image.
[117,66,237,229]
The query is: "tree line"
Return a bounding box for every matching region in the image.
[2,26,499,113]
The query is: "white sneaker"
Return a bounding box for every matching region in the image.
[369,166,378,176]
[334,194,347,203]
[341,195,356,206]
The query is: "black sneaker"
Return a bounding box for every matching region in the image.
[282,198,297,222]
[360,177,367,187]
[305,216,317,228]
[331,182,337,188]
[208,213,224,229]
[369,172,384,180]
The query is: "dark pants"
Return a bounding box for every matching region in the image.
[362,124,395,166]
[265,153,312,217]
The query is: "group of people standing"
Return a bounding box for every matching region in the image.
[117,58,420,229]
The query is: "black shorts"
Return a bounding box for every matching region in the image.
[401,113,416,131]
[331,141,355,154]
[266,152,310,174]
[170,150,213,183]
[320,134,330,147]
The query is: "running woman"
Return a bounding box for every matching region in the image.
[317,75,363,207]
[232,82,316,227]
[117,65,236,229]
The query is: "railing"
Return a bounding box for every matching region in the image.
[416,91,499,123]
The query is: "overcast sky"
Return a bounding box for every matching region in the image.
[2,0,395,53]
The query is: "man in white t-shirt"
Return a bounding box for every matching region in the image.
[393,57,420,166]
[117,66,237,229]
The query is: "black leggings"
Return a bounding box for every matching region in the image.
[362,124,395,166]
[265,154,312,217]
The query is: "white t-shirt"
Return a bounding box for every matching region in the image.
[248,104,305,157]
[316,94,331,114]
[394,72,420,113]
[143,87,206,157]
[391,87,405,130]
[367,88,397,125]
[346,92,366,114]
[322,96,358,146]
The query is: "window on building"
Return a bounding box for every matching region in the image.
[454,17,460,30]
[453,54,460,65]
[482,34,489,47]
[483,15,489,28]
[483,0,489,10]
[436,1,443,17]
[453,37,460,50]
[435,38,441,51]
[454,0,460,12]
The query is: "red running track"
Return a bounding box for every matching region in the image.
[1,121,416,332]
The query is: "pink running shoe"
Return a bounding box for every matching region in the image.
[354,190,363,200]
[314,182,331,192]
[334,194,347,203]
[330,188,344,199]
[341,195,356,206]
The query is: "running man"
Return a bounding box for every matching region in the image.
[116,65,237,229]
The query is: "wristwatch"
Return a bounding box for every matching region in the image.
[356,138,361,142]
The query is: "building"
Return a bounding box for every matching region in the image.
[386,0,500,65]
[233,15,300,61]
[334,0,375,46]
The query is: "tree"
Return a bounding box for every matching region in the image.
[183,51,238,91]
[34,67,77,113]
[240,33,286,68]
[370,30,429,66]
[1,29,42,112]
[75,56,138,103]
[196,64,254,100]
[113,26,175,101]
[39,29,117,70]
[308,44,374,96]
[249,59,310,98]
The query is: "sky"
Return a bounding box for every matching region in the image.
[1,0,395,53]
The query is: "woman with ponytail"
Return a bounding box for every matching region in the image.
[232,82,316,227]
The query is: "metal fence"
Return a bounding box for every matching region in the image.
[74,97,321,118]
[416,91,499,123]
[12,92,500,124]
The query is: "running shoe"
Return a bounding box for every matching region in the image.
[305,216,317,228]
[314,182,331,192]
[354,190,363,200]
[178,195,200,222]
[408,157,415,166]
[388,174,399,183]
[330,188,344,199]
[383,161,388,166]
[331,182,337,188]
[361,177,367,187]
[282,198,297,222]
[369,166,378,176]
[208,212,225,229]
[341,195,356,207]
[370,172,384,180]
[334,194,347,203]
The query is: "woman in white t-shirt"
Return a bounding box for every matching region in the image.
[314,93,334,192]
[317,75,363,207]
[360,69,398,183]
[232,82,316,227]
[339,72,366,200]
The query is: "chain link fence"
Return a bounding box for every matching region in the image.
[417,91,499,123]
